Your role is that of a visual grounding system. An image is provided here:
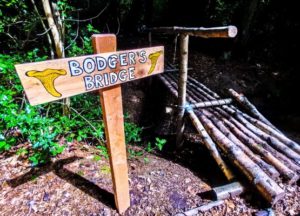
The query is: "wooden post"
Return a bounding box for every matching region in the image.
[92,34,130,213]
[176,34,189,148]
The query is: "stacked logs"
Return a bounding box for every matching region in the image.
[158,72,300,204]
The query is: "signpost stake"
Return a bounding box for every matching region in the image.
[92,34,130,213]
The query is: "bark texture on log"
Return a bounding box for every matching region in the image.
[149,26,238,38]
[187,109,235,181]
[206,112,280,179]
[197,112,285,204]
[176,34,189,148]
[242,112,300,154]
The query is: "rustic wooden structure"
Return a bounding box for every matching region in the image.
[15,34,164,213]
[158,71,300,204]
[148,26,237,147]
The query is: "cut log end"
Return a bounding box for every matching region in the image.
[228,26,238,38]
[212,182,244,200]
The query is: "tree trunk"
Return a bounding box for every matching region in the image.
[42,0,70,116]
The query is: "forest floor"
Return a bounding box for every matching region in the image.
[1,35,300,215]
[1,140,300,216]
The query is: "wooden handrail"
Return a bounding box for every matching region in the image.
[147,25,238,38]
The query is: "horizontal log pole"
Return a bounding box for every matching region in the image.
[147,26,238,38]
[190,98,232,109]
[228,89,279,131]
[164,68,193,72]
[171,98,232,109]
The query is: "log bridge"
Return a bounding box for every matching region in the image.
[147,26,300,205]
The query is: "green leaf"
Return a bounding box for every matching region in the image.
[93,155,101,162]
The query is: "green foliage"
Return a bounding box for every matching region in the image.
[16,147,28,156]
[128,148,143,159]
[0,1,36,50]
[0,139,11,152]
[154,137,167,151]
[210,0,239,25]
[96,145,109,159]
[146,137,167,153]
[93,154,101,162]
[100,165,110,174]
[143,157,149,163]
[124,122,142,144]
[0,0,144,166]
[57,0,74,19]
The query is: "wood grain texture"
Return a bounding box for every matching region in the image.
[92,34,130,213]
[15,46,164,105]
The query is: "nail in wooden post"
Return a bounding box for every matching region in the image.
[176,33,189,148]
[92,34,130,213]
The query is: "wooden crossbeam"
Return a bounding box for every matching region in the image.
[190,98,232,109]
[147,26,238,38]
[171,98,232,109]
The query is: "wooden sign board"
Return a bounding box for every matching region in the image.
[15,46,164,105]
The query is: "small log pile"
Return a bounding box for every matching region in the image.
[158,72,300,204]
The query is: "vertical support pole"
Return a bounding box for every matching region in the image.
[176,33,189,148]
[92,34,130,213]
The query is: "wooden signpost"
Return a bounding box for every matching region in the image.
[15,34,164,213]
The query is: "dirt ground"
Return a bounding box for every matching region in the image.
[1,35,300,215]
[1,141,300,216]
